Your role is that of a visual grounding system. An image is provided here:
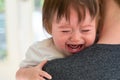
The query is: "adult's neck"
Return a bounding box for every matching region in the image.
[98,0,120,44]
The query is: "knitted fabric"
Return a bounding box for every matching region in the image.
[43,44,120,80]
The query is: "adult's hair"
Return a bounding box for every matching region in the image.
[42,0,99,34]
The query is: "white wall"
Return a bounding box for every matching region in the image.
[0,0,34,80]
[0,0,52,79]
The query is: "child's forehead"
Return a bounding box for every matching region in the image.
[52,8,95,26]
[53,7,91,23]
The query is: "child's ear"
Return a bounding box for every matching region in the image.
[43,20,52,35]
[48,30,52,35]
[46,26,52,35]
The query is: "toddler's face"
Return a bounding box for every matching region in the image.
[51,8,97,54]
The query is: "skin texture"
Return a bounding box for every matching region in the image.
[16,60,52,80]
[52,7,97,54]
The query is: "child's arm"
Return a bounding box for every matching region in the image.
[16,60,52,80]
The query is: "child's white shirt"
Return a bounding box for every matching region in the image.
[20,38,69,68]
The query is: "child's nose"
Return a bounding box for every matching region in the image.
[70,31,82,42]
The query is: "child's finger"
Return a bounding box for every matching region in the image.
[39,76,46,80]
[37,60,48,69]
[39,71,52,79]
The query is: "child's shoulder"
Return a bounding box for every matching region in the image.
[31,37,53,48]
[37,37,53,45]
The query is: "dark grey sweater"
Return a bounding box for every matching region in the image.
[43,44,120,80]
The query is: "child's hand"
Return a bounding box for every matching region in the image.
[36,60,52,80]
[16,60,52,80]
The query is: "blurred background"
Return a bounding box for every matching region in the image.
[0,0,51,80]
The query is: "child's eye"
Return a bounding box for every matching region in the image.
[62,30,70,33]
[81,29,90,32]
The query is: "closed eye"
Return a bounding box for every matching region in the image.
[81,29,90,32]
[62,30,70,33]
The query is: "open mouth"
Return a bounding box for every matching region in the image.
[68,44,83,49]
[66,44,84,54]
